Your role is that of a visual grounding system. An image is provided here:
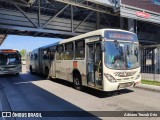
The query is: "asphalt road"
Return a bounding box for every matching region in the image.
[0,65,160,120]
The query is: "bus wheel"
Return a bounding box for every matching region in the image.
[73,74,82,90]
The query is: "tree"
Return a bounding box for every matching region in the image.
[20,49,27,58]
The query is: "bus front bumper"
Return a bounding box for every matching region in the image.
[0,70,20,75]
[103,77,141,92]
[0,66,22,75]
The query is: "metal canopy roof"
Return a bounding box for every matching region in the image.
[90,0,120,7]
[0,0,120,44]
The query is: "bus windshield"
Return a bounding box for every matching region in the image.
[0,54,21,65]
[105,41,140,70]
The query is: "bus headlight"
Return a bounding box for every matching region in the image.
[136,74,141,79]
[104,74,117,82]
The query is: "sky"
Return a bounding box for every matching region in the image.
[0,35,61,52]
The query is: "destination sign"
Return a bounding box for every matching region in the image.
[0,50,17,53]
[105,31,138,41]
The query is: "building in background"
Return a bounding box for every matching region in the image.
[119,0,160,80]
[120,0,160,45]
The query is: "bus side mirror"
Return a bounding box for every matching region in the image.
[101,42,105,52]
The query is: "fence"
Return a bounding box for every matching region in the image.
[141,45,160,81]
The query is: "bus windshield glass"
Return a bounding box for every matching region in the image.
[0,54,21,65]
[105,41,140,70]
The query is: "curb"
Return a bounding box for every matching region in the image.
[134,84,160,92]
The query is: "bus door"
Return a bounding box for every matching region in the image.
[42,49,50,74]
[49,49,56,77]
[87,42,102,87]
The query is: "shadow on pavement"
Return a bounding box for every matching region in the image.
[0,72,134,99]
[0,73,45,82]
[0,73,101,120]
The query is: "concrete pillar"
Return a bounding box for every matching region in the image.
[128,18,135,33]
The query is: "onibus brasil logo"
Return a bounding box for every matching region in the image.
[2,112,42,118]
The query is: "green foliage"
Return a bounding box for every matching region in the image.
[20,49,27,58]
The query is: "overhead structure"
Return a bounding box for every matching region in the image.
[0,0,159,45]
[0,0,120,45]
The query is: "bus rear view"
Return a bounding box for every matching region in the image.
[0,49,22,75]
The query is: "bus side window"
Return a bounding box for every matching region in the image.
[75,39,85,59]
[30,53,33,60]
[56,45,64,60]
[43,50,49,60]
[64,42,73,60]
[50,46,56,60]
[34,53,38,60]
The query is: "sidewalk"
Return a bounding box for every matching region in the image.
[135,84,160,92]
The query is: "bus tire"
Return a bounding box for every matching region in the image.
[30,66,33,74]
[73,74,83,91]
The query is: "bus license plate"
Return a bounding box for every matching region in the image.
[119,82,134,88]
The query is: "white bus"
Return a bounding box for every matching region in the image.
[27,29,141,91]
[0,49,22,75]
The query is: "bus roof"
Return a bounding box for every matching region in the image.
[30,29,136,52]
[60,29,135,44]
[0,50,20,55]
[31,42,59,51]
[0,49,19,51]
[42,42,59,49]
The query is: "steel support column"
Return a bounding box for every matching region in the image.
[120,17,124,30]
[38,0,41,28]
[96,11,100,29]
[128,18,134,33]
[71,5,74,32]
